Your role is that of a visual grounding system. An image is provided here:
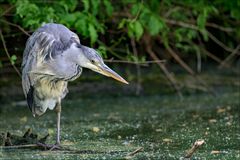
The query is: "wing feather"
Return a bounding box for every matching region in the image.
[21,24,80,98]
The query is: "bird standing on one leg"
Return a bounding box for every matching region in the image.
[21,23,128,149]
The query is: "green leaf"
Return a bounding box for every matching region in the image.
[97,45,108,58]
[88,23,98,45]
[231,9,240,19]
[133,21,144,40]
[88,14,104,34]
[131,4,140,16]
[91,0,100,16]
[174,29,183,42]
[197,14,206,30]
[148,15,164,35]
[141,56,146,62]
[61,13,77,27]
[200,29,208,41]
[126,20,143,40]
[66,0,78,11]
[103,0,113,16]
[75,17,88,37]
[82,0,89,12]
[139,7,151,26]
[58,1,69,12]
[10,55,17,65]
[15,0,40,29]
[127,22,134,38]
[118,19,127,29]
[187,30,198,40]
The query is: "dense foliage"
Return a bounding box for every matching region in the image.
[0,0,239,93]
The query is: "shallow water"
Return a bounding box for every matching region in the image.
[0,86,239,159]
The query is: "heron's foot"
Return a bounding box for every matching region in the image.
[49,143,61,151]
[37,142,62,150]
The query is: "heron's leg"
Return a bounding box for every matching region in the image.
[37,99,62,150]
[55,98,61,145]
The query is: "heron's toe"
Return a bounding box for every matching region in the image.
[37,142,61,150]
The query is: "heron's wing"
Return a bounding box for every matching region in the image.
[21,30,80,97]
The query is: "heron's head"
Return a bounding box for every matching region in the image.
[74,45,128,84]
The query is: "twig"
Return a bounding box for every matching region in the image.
[165,44,195,75]
[164,18,199,30]
[196,46,201,73]
[97,40,125,59]
[131,0,143,22]
[1,143,69,151]
[164,6,181,18]
[205,22,234,33]
[163,4,233,33]
[0,19,30,36]
[198,37,232,69]
[164,19,235,53]
[203,49,223,63]
[0,29,22,77]
[125,147,143,159]
[207,31,234,53]
[166,42,216,96]
[218,44,240,69]
[184,139,205,158]
[165,18,234,33]
[143,34,183,98]
[131,38,142,95]
[104,59,166,66]
[1,5,15,16]
[200,47,224,64]
[0,144,39,149]
[148,50,183,99]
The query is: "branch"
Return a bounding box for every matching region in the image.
[0,19,30,36]
[198,37,232,69]
[97,40,125,59]
[0,29,22,77]
[205,22,234,33]
[184,139,205,158]
[131,38,142,95]
[164,18,199,30]
[0,5,15,16]
[131,0,143,22]
[207,31,234,53]
[164,19,235,53]
[143,34,183,98]
[218,44,240,69]
[161,2,234,33]
[163,40,216,95]
[125,147,143,159]
[164,6,181,18]
[0,144,39,149]
[104,59,166,66]
[200,47,225,65]
[165,44,195,75]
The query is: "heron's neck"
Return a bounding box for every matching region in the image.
[62,43,89,68]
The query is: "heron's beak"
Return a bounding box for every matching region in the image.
[97,64,129,84]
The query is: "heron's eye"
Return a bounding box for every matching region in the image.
[91,60,95,64]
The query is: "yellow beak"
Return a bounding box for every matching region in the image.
[98,64,129,84]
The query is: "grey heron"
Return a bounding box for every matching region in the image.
[21,23,128,149]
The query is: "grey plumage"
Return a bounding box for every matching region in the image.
[22,23,81,116]
[22,23,128,146]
